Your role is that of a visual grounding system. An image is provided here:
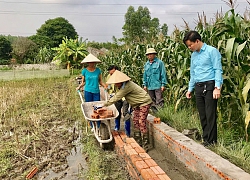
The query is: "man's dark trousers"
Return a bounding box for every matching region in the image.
[195,81,218,144]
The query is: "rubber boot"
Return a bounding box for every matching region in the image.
[124,119,131,137]
[114,118,120,131]
[133,129,142,146]
[142,132,149,152]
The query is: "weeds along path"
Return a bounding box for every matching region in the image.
[0,77,129,180]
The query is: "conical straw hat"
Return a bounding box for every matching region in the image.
[106,70,131,84]
[81,53,101,63]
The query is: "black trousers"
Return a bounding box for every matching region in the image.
[195,80,218,144]
[148,88,164,108]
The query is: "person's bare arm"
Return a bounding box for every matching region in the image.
[76,76,85,90]
[99,74,107,89]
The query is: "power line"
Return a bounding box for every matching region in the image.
[0,10,217,16]
[0,0,230,6]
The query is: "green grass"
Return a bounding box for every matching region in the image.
[213,140,250,173]
[0,69,70,81]
[156,102,201,133]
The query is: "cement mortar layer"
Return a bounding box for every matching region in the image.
[147,114,250,180]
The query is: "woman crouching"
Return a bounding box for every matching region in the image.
[104,70,152,148]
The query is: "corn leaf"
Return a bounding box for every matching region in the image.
[242,78,250,104]
[236,41,247,59]
[245,110,250,132]
[225,38,235,66]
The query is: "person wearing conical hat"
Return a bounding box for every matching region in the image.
[76,53,107,130]
[106,65,131,137]
[106,65,124,132]
[143,48,167,111]
[104,70,152,148]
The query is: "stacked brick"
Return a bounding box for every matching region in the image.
[91,107,114,119]
[112,131,171,180]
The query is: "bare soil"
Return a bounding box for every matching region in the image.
[0,75,130,180]
[147,148,203,180]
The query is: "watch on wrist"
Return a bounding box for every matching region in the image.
[215,87,220,90]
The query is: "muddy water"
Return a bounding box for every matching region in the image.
[38,122,88,180]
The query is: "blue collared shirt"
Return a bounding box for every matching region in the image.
[188,43,223,92]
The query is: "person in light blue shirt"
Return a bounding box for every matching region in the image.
[76,53,107,130]
[183,31,223,147]
[143,48,167,110]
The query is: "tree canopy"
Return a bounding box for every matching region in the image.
[11,37,38,64]
[36,17,78,48]
[122,6,168,44]
[28,35,53,49]
[0,36,12,63]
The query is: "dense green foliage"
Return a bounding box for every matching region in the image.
[122,6,168,44]
[36,17,78,48]
[11,37,38,64]
[0,36,12,64]
[52,37,88,70]
[28,35,53,49]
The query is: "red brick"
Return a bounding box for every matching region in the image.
[97,107,107,114]
[112,131,119,136]
[91,113,99,119]
[130,142,140,148]
[106,110,114,117]
[150,166,165,175]
[134,146,146,153]
[114,136,124,148]
[124,145,133,155]
[154,117,161,124]
[130,154,143,164]
[99,114,108,119]
[147,168,158,178]
[148,177,161,180]
[126,148,138,156]
[126,138,137,144]
[157,174,171,180]
[135,160,149,173]
[139,153,151,160]
[141,168,153,180]
[145,158,158,167]
[124,144,133,150]
[119,132,127,141]
[127,161,139,179]
[119,131,126,135]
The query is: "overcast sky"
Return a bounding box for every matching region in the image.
[0,0,249,42]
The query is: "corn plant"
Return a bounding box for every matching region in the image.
[98,6,250,141]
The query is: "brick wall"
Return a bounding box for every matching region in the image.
[112,131,171,180]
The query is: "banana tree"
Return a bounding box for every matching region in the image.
[52,37,88,73]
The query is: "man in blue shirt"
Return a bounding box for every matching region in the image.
[143,48,167,110]
[183,31,223,147]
